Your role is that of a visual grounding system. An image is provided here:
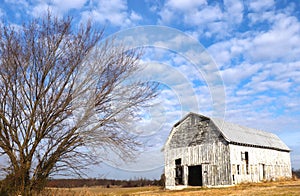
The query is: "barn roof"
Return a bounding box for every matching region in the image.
[210,117,290,152]
[164,112,290,152]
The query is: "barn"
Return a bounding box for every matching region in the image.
[163,112,292,190]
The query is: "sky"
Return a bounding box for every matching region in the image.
[1,0,300,180]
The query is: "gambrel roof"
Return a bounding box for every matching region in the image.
[164,112,290,152]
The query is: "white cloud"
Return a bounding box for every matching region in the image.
[248,0,275,12]
[26,0,139,28]
[247,11,275,24]
[208,37,252,68]
[208,41,231,67]
[94,0,127,26]
[80,0,140,27]
[4,0,28,7]
[135,46,217,129]
[158,1,218,26]
[158,8,174,24]
[146,0,162,13]
[153,34,198,52]
[208,11,300,66]
[29,0,87,18]
[275,61,300,82]
[247,14,300,62]
[139,61,201,113]
[220,63,262,85]
[52,0,87,12]
[232,65,292,97]
[224,0,244,24]
[183,5,223,26]
[158,0,244,39]
[31,3,58,18]
[130,11,142,21]
[165,0,207,12]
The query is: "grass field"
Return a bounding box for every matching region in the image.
[43,179,300,196]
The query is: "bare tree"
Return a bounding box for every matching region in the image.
[0,14,157,195]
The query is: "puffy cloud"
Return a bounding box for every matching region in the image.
[248,0,275,12]
[4,0,28,7]
[29,0,87,18]
[4,0,140,28]
[158,2,224,31]
[220,63,262,85]
[183,5,223,26]
[247,10,275,24]
[209,12,300,66]
[31,3,56,18]
[158,0,244,39]
[165,0,207,12]
[80,0,142,27]
[224,0,244,24]
[81,0,128,26]
[52,0,87,12]
[130,11,142,21]
[248,14,300,62]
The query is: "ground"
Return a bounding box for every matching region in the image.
[43,179,300,195]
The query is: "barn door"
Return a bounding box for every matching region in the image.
[259,164,265,181]
[188,165,202,186]
[175,159,184,185]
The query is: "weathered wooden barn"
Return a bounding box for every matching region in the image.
[163,113,292,190]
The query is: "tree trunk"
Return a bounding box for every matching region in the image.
[12,167,32,196]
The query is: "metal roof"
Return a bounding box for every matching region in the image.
[211,117,290,151]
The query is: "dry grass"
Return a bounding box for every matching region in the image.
[42,186,162,196]
[42,179,300,196]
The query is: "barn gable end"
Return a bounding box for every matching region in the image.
[166,114,227,148]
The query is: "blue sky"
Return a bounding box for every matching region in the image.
[1,0,300,180]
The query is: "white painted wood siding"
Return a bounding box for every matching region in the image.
[229,144,292,184]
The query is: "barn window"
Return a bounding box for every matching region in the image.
[232,164,236,174]
[175,158,181,165]
[237,165,240,175]
[175,159,183,185]
[241,151,249,161]
[241,152,249,174]
[241,152,245,160]
[245,152,249,174]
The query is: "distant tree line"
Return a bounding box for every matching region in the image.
[292,168,300,179]
[46,175,165,188]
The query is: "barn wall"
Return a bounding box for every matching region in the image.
[164,114,231,189]
[229,144,292,184]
